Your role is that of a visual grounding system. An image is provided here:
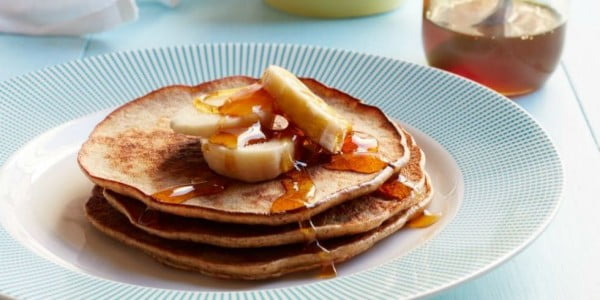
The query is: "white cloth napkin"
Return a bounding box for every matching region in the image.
[0,0,179,36]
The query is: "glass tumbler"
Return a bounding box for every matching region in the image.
[422,0,568,96]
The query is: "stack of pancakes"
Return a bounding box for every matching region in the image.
[79,76,433,280]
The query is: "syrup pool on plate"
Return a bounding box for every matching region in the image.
[408,210,442,228]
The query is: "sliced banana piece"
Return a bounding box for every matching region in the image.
[170,108,258,137]
[170,84,275,138]
[202,138,295,182]
[261,65,352,153]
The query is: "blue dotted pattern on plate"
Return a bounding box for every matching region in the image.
[0,44,562,299]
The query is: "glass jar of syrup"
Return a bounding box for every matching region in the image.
[422,0,567,96]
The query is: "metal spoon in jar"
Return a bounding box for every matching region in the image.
[474,0,512,36]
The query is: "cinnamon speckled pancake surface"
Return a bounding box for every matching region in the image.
[78,77,409,225]
[102,130,428,248]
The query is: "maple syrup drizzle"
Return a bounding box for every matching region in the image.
[270,169,315,213]
[341,132,378,153]
[298,219,337,278]
[315,242,337,278]
[151,179,228,204]
[201,85,275,149]
[327,153,387,174]
[194,84,271,114]
[218,85,274,116]
[408,210,441,228]
[270,140,337,277]
[377,174,413,201]
[208,131,238,148]
[209,122,267,149]
[298,219,317,243]
[268,131,388,214]
[326,131,387,174]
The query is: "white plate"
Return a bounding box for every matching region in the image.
[0,44,562,299]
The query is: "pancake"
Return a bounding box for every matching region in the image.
[85,180,433,280]
[102,130,427,248]
[78,76,410,225]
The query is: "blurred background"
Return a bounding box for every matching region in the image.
[1,0,595,86]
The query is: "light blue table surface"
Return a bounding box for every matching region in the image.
[1,0,599,299]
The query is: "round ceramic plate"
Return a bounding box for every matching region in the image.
[0,44,562,299]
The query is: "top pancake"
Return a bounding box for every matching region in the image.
[101,129,427,248]
[78,76,408,225]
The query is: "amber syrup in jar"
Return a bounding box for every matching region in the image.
[422,0,566,96]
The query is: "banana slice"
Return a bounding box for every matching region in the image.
[171,109,260,137]
[202,138,295,182]
[261,65,352,153]
[171,85,275,138]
